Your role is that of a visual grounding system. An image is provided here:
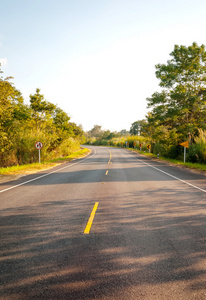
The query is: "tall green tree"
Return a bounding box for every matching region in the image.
[0,65,31,165]
[0,65,85,166]
[0,69,15,133]
[130,120,147,136]
[147,42,206,143]
[30,88,56,130]
[130,121,139,135]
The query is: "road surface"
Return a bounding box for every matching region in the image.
[0,146,206,299]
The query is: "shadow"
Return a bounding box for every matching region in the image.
[1,147,206,298]
[1,146,206,191]
[1,164,206,189]
[1,187,206,299]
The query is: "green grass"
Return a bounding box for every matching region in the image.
[0,148,90,176]
[50,148,90,162]
[160,157,206,172]
[128,148,206,172]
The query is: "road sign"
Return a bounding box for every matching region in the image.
[35,141,43,150]
[180,141,189,148]
[147,145,151,149]
[35,142,43,163]
[139,143,142,147]
[179,141,189,162]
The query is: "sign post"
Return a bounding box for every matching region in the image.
[184,146,186,163]
[35,141,43,163]
[179,141,189,163]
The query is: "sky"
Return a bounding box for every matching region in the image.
[1,0,206,132]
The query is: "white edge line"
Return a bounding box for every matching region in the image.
[0,149,96,194]
[126,150,206,194]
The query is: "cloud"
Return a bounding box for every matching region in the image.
[0,58,7,66]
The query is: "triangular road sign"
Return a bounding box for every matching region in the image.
[179,141,189,148]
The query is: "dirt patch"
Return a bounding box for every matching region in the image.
[0,174,23,183]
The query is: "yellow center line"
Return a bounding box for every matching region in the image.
[105,170,108,175]
[84,202,99,234]
[108,150,112,164]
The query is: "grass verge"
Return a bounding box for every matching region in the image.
[0,148,90,177]
[128,148,206,173]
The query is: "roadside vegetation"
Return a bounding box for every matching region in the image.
[0,148,90,179]
[2,42,206,175]
[85,125,147,148]
[144,42,206,163]
[0,66,85,168]
[127,148,206,173]
[85,43,206,170]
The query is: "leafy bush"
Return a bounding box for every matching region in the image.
[153,143,167,156]
[187,144,199,163]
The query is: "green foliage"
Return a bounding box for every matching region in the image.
[0,66,85,167]
[119,129,130,136]
[187,129,206,163]
[143,42,206,163]
[0,68,29,166]
[147,42,206,144]
[0,148,90,176]
[130,121,139,135]
[87,125,103,138]
[85,124,148,148]
[85,125,121,145]
[48,137,81,160]
[130,120,147,136]
[147,43,206,141]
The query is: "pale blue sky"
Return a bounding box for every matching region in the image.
[1,0,206,131]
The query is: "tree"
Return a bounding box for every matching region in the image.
[147,42,206,143]
[0,69,15,130]
[0,64,85,166]
[130,120,147,136]
[101,130,117,140]
[87,125,103,138]
[30,88,56,130]
[0,65,32,165]
[53,107,70,128]
[68,122,84,138]
[130,121,139,135]
[119,129,129,136]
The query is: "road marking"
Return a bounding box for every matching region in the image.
[108,150,112,164]
[105,170,108,175]
[84,202,99,234]
[0,149,97,194]
[126,151,206,193]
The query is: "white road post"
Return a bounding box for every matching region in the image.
[180,141,188,163]
[39,149,41,164]
[184,146,186,163]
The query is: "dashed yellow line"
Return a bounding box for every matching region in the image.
[105,170,108,175]
[108,150,112,164]
[84,202,99,234]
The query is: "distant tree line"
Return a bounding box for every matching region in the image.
[85,125,129,145]
[0,66,84,167]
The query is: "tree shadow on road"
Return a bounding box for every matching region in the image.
[1,185,206,299]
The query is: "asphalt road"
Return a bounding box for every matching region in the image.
[0,146,206,299]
